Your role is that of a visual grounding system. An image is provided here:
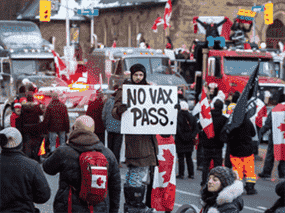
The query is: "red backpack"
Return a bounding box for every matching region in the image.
[68,151,109,212]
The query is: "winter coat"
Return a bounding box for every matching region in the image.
[175,110,198,153]
[43,129,121,213]
[112,85,159,167]
[43,99,70,133]
[199,109,228,150]
[228,117,256,157]
[196,18,227,38]
[87,97,106,134]
[18,102,44,137]
[102,96,121,133]
[0,148,51,213]
[201,180,244,213]
[265,181,285,213]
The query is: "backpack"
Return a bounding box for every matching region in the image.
[79,151,109,206]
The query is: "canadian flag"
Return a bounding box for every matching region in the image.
[112,41,116,48]
[272,103,285,161]
[152,17,164,33]
[51,50,67,78]
[199,87,215,139]
[91,166,107,189]
[151,135,176,211]
[163,0,172,30]
[193,16,233,40]
[255,98,267,128]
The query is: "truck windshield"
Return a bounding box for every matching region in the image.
[12,59,55,75]
[224,58,276,77]
[124,57,170,74]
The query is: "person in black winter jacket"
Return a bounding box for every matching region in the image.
[43,115,121,213]
[200,100,228,187]
[230,18,253,40]
[176,101,199,179]
[265,180,285,213]
[228,115,257,195]
[0,127,51,213]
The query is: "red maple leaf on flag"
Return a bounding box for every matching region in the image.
[97,177,104,186]
[201,104,211,119]
[158,149,174,184]
[278,123,285,139]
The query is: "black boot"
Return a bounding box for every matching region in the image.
[124,184,156,213]
[245,182,257,195]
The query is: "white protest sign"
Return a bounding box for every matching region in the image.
[121,85,178,135]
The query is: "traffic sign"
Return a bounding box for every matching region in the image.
[77,9,99,16]
[252,5,265,13]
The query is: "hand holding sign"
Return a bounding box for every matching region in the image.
[121,85,178,135]
[118,104,129,114]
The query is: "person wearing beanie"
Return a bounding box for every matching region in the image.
[0,127,51,213]
[200,166,244,213]
[199,100,228,188]
[102,84,123,166]
[18,91,44,163]
[10,100,22,128]
[112,63,158,212]
[175,101,198,179]
[43,115,121,213]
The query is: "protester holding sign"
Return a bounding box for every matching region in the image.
[112,63,158,213]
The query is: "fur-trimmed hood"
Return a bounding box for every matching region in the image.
[204,180,244,213]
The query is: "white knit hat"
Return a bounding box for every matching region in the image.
[0,127,22,148]
[180,101,189,111]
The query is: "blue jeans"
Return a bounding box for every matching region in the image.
[49,131,66,152]
[262,131,285,177]
[207,36,225,48]
[125,166,149,187]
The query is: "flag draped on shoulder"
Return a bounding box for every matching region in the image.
[221,60,260,138]
[272,103,285,161]
[199,87,215,139]
[163,0,172,30]
[152,17,164,33]
[151,135,176,211]
[51,50,67,79]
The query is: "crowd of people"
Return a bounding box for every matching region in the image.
[1,64,285,213]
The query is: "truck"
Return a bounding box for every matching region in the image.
[0,21,57,128]
[189,41,285,106]
[86,47,195,106]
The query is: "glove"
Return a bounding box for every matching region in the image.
[117,104,129,114]
[174,103,181,110]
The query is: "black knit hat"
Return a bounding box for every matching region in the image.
[130,63,147,85]
[209,166,235,188]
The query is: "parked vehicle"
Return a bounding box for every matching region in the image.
[0,21,56,128]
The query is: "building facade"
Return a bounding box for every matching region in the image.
[16,0,285,58]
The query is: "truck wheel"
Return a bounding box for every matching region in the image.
[3,105,12,129]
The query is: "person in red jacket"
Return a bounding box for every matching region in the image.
[10,101,22,128]
[86,90,106,145]
[43,92,70,152]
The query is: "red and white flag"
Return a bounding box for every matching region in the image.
[51,50,67,78]
[272,103,285,161]
[193,16,233,40]
[163,0,172,30]
[112,41,116,48]
[151,135,176,211]
[255,98,267,128]
[199,87,215,139]
[152,17,164,33]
